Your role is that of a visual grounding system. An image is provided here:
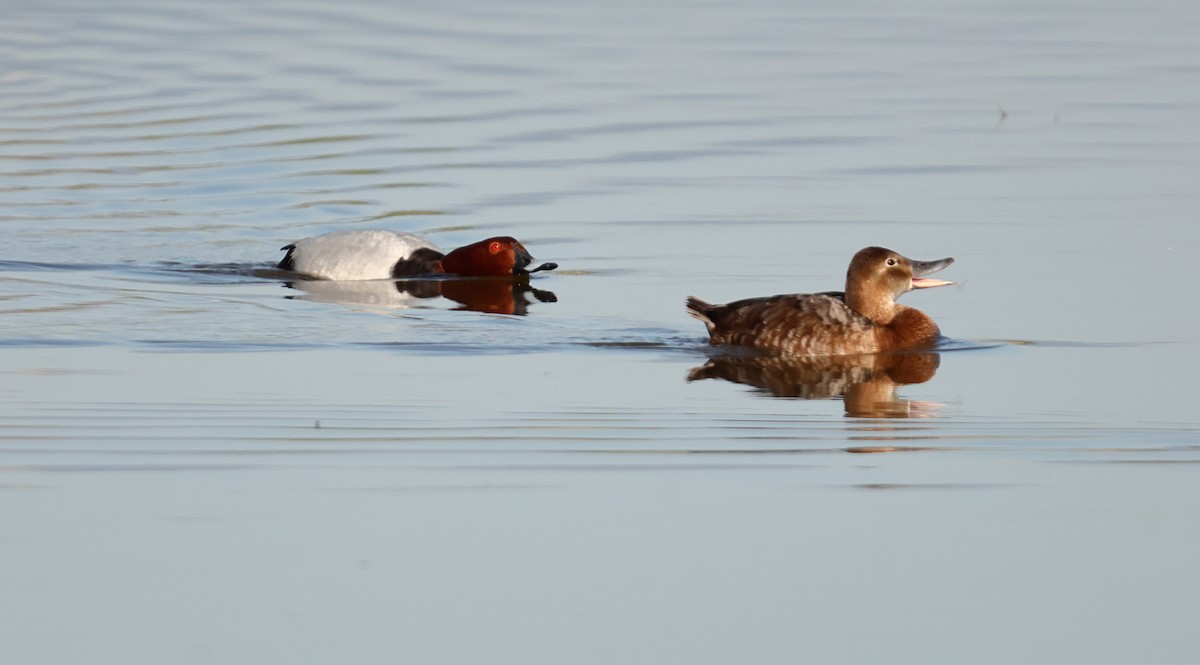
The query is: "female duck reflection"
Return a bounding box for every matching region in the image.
[688,352,941,418]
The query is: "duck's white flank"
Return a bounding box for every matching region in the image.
[282,230,440,280]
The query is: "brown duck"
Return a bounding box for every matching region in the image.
[687,246,954,357]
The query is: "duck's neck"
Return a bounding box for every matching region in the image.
[846,286,898,324]
[437,247,470,275]
[439,244,501,276]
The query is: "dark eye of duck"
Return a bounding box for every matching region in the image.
[886,258,897,266]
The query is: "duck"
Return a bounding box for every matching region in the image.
[686,246,954,357]
[277,229,555,280]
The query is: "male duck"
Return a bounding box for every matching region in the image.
[278,230,553,280]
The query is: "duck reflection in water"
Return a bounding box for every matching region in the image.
[284,275,556,316]
[688,351,941,418]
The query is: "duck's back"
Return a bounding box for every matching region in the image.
[687,292,878,356]
[279,230,441,280]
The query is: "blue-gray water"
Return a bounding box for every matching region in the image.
[3,1,1200,663]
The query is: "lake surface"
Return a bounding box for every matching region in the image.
[3,1,1199,663]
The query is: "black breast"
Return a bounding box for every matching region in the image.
[391,247,446,277]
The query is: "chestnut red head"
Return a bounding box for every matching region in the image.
[439,236,534,277]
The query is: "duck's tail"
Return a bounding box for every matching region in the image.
[685,296,717,334]
[277,245,297,271]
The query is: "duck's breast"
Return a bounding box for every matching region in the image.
[284,230,440,280]
[877,306,941,351]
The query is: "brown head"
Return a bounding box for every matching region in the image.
[438,237,534,277]
[844,247,954,324]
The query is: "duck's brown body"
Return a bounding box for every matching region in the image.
[687,247,953,357]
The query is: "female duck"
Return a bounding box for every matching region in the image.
[278,230,547,280]
[687,246,954,357]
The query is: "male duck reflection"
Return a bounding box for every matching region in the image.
[285,278,556,316]
[687,246,954,357]
[278,230,557,280]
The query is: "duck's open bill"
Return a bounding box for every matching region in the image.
[910,257,954,289]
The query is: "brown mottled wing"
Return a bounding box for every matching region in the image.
[689,293,875,356]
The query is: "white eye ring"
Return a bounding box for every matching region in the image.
[886,258,896,266]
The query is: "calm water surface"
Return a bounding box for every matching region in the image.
[3,1,1200,663]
